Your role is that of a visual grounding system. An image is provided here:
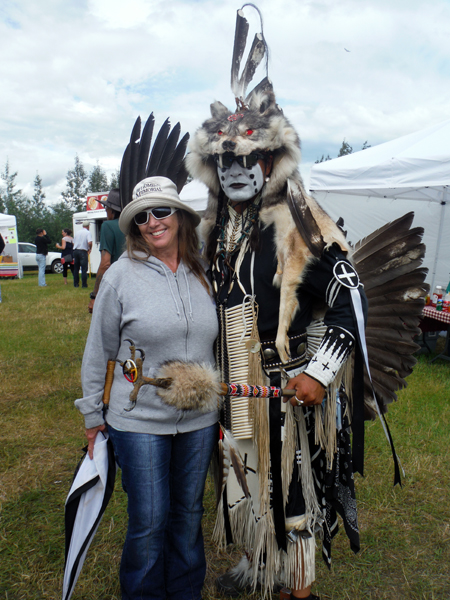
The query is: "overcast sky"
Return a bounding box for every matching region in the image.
[1,0,450,205]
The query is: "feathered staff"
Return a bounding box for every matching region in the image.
[112,349,297,413]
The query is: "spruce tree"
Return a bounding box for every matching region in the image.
[0,159,24,214]
[88,161,109,193]
[338,139,353,157]
[109,168,120,190]
[32,172,47,215]
[61,155,88,212]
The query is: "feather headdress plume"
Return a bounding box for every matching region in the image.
[119,113,189,212]
[231,4,269,108]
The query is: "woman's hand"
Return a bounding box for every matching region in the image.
[283,373,325,408]
[85,424,106,459]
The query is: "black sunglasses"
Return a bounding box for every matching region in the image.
[214,151,266,170]
[134,207,178,226]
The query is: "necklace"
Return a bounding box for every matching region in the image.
[213,195,261,295]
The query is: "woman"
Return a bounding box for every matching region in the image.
[75,176,219,600]
[55,228,74,284]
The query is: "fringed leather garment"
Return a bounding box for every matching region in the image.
[210,204,365,595]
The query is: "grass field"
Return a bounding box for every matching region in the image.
[0,272,449,600]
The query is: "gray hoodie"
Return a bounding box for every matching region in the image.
[75,253,219,434]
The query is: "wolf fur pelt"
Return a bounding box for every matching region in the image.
[186,88,350,363]
[156,361,221,412]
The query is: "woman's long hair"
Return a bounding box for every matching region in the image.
[126,210,210,292]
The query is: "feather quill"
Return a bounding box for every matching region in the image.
[365,336,420,355]
[287,181,325,257]
[216,437,230,507]
[128,117,141,198]
[231,5,269,103]
[237,33,266,100]
[365,326,420,343]
[354,211,429,419]
[146,118,171,177]
[176,162,189,194]
[221,425,250,499]
[353,212,415,261]
[355,235,425,274]
[118,112,191,208]
[365,269,428,299]
[367,347,417,375]
[119,142,132,209]
[166,132,190,188]
[231,9,249,99]
[359,253,425,291]
[367,301,426,318]
[157,123,181,178]
[245,76,273,104]
[136,113,155,182]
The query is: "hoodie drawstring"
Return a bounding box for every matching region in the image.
[159,262,182,320]
[181,263,194,322]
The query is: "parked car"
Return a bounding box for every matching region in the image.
[18,242,63,274]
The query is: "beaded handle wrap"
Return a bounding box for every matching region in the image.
[220,383,295,398]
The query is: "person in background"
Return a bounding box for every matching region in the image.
[0,233,4,302]
[76,176,218,599]
[88,188,125,313]
[56,228,75,285]
[34,228,51,287]
[73,221,92,288]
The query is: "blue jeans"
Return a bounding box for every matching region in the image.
[108,423,218,600]
[73,249,88,287]
[35,253,46,286]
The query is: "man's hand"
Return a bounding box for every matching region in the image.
[85,424,106,459]
[283,373,325,408]
[88,298,95,314]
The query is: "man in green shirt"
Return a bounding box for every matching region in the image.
[88,189,125,313]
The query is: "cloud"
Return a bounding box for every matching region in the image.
[1,0,450,205]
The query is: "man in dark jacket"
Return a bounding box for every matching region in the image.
[34,228,51,287]
[88,189,125,313]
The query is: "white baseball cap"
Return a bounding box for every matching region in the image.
[119,176,201,234]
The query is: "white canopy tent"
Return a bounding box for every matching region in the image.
[179,179,210,214]
[309,119,450,291]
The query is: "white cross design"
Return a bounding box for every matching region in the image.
[333,261,359,289]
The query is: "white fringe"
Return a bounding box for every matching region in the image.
[214,404,322,597]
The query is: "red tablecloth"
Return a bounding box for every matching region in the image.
[422,306,450,325]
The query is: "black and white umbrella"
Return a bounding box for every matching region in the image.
[63,431,116,600]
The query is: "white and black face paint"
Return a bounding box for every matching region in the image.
[217,159,265,202]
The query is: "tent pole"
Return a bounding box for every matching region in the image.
[430,188,447,292]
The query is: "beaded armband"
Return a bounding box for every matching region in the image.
[304,325,355,388]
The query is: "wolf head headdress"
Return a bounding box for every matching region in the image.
[186,7,302,209]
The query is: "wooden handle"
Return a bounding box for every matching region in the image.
[281,389,296,397]
[102,360,116,405]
